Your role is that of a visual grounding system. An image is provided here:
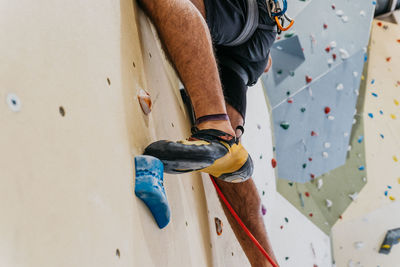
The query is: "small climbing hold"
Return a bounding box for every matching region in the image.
[360,10,366,16]
[328,115,335,120]
[287,98,293,104]
[284,32,295,38]
[336,10,344,17]
[380,134,385,139]
[301,107,306,113]
[325,46,331,53]
[138,89,152,115]
[289,71,295,77]
[377,21,382,27]
[308,157,312,162]
[342,16,349,23]
[288,182,293,186]
[331,4,335,9]
[332,53,337,60]
[305,192,310,197]
[363,177,367,182]
[327,58,334,66]
[309,213,313,217]
[336,83,344,91]
[277,69,283,75]
[368,113,374,118]
[311,131,318,136]
[380,110,384,115]
[388,185,392,189]
[324,142,331,149]
[372,93,378,97]
[310,174,315,179]
[394,99,399,106]
[326,199,333,208]
[323,24,328,29]
[317,179,323,190]
[386,57,391,62]
[324,107,331,114]
[371,79,375,84]
[322,152,329,158]
[357,136,364,143]
[390,114,397,119]
[286,91,291,96]
[389,196,395,201]
[280,122,290,130]
[349,192,358,201]
[393,156,398,162]
[271,158,277,168]
[284,217,289,223]
[280,225,284,230]
[348,145,352,151]
[305,75,313,83]
[384,191,388,196]
[339,48,350,59]
[302,163,307,169]
[6,93,21,112]
[214,217,223,236]
[261,204,267,215]
[358,165,365,171]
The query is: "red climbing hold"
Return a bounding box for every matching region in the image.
[331,4,335,9]
[377,21,382,27]
[308,157,313,162]
[305,75,313,83]
[287,98,293,104]
[386,57,391,62]
[325,46,331,53]
[339,215,343,219]
[309,213,313,217]
[280,225,283,229]
[305,192,310,197]
[323,24,328,29]
[397,39,400,43]
[311,131,318,136]
[310,174,315,179]
[332,53,337,60]
[324,107,331,114]
[271,158,277,168]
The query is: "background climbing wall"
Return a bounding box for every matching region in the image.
[332,18,400,267]
[0,1,215,266]
[262,0,375,182]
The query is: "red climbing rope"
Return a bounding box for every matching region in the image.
[209,175,279,267]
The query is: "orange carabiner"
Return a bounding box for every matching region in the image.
[275,16,294,31]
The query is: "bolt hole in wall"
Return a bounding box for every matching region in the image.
[6,93,21,112]
[132,61,136,68]
[59,106,65,117]
[116,248,120,258]
[107,77,111,86]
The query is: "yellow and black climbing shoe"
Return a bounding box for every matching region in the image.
[143,129,253,183]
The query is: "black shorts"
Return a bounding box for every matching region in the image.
[203,0,276,121]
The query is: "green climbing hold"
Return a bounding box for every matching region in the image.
[288,182,293,186]
[286,91,291,96]
[289,71,295,77]
[277,69,283,75]
[301,107,306,112]
[284,32,295,38]
[280,122,290,130]
[302,163,307,169]
[284,217,289,223]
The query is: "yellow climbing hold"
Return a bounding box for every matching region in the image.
[393,156,398,162]
[391,114,397,119]
[382,244,391,249]
[395,99,399,106]
[361,75,365,80]
[398,177,400,184]
[389,196,395,201]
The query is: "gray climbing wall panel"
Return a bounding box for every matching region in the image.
[262,0,375,182]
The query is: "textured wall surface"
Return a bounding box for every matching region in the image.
[263,0,375,182]
[332,18,400,267]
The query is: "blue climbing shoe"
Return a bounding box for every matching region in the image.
[143,129,253,183]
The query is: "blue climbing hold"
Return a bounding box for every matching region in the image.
[359,166,365,171]
[380,110,384,115]
[372,93,378,97]
[380,134,385,139]
[368,113,374,118]
[358,136,364,143]
[135,155,171,229]
[371,79,375,84]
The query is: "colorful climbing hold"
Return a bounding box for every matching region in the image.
[323,24,328,29]
[271,158,277,168]
[301,107,306,113]
[310,174,315,179]
[289,71,295,77]
[389,196,395,201]
[380,134,385,139]
[391,114,397,119]
[394,99,399,106]
[371,79,375,84]
[380,110,384,115]
[311,131,318,136]
[372,92,378,97]
[324,107,331,114]
[214,217,223,236]
[359,166,365,171]
[305,192,310,197]
[385,191,388,196]
[386,57,391,62]
[393,156,398,162]
[368,113,374,118]
[357,136,364,143]
[302,163,307,169]
[138,89,152,115]
[325,46,331,53]
[277,69,283,75]
[332,53,337,60]
[309,213,313,217]
[308,157,312,162]
[287,98,293,104]
[280,122,290,130]
[377,21,382,27]
[261,204,267,215]
[305,75,312,83]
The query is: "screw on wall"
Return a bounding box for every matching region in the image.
[6,93,21,112]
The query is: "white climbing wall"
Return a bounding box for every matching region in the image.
[332,18,400,267]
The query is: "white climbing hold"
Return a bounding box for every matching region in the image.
[327,58,334,66]
[277,46,283,51]
[308,87,313,97]
[353,118,357,124]
[360,10,366,17]
[349,192,358,201]
[344,132,349,137]
[6,93,21,112]
[328,115,335,120]
[137,89,152,115]
[348,145,352,151]
[342,16,349,23]
[326,199,333,208]
[354,241,364,250]
[357,153,362,158]
[317,179,324,189]
[324,142,331,149]
[336,10,344,17]
[339,48,350,59]
[336,83,344,90]
[330,41,337,48]
[362,177,367,182]
[353,71,359,77]
[322,151,329,158]
[355,89,359,96]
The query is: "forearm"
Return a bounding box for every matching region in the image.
[214,178,279,267]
